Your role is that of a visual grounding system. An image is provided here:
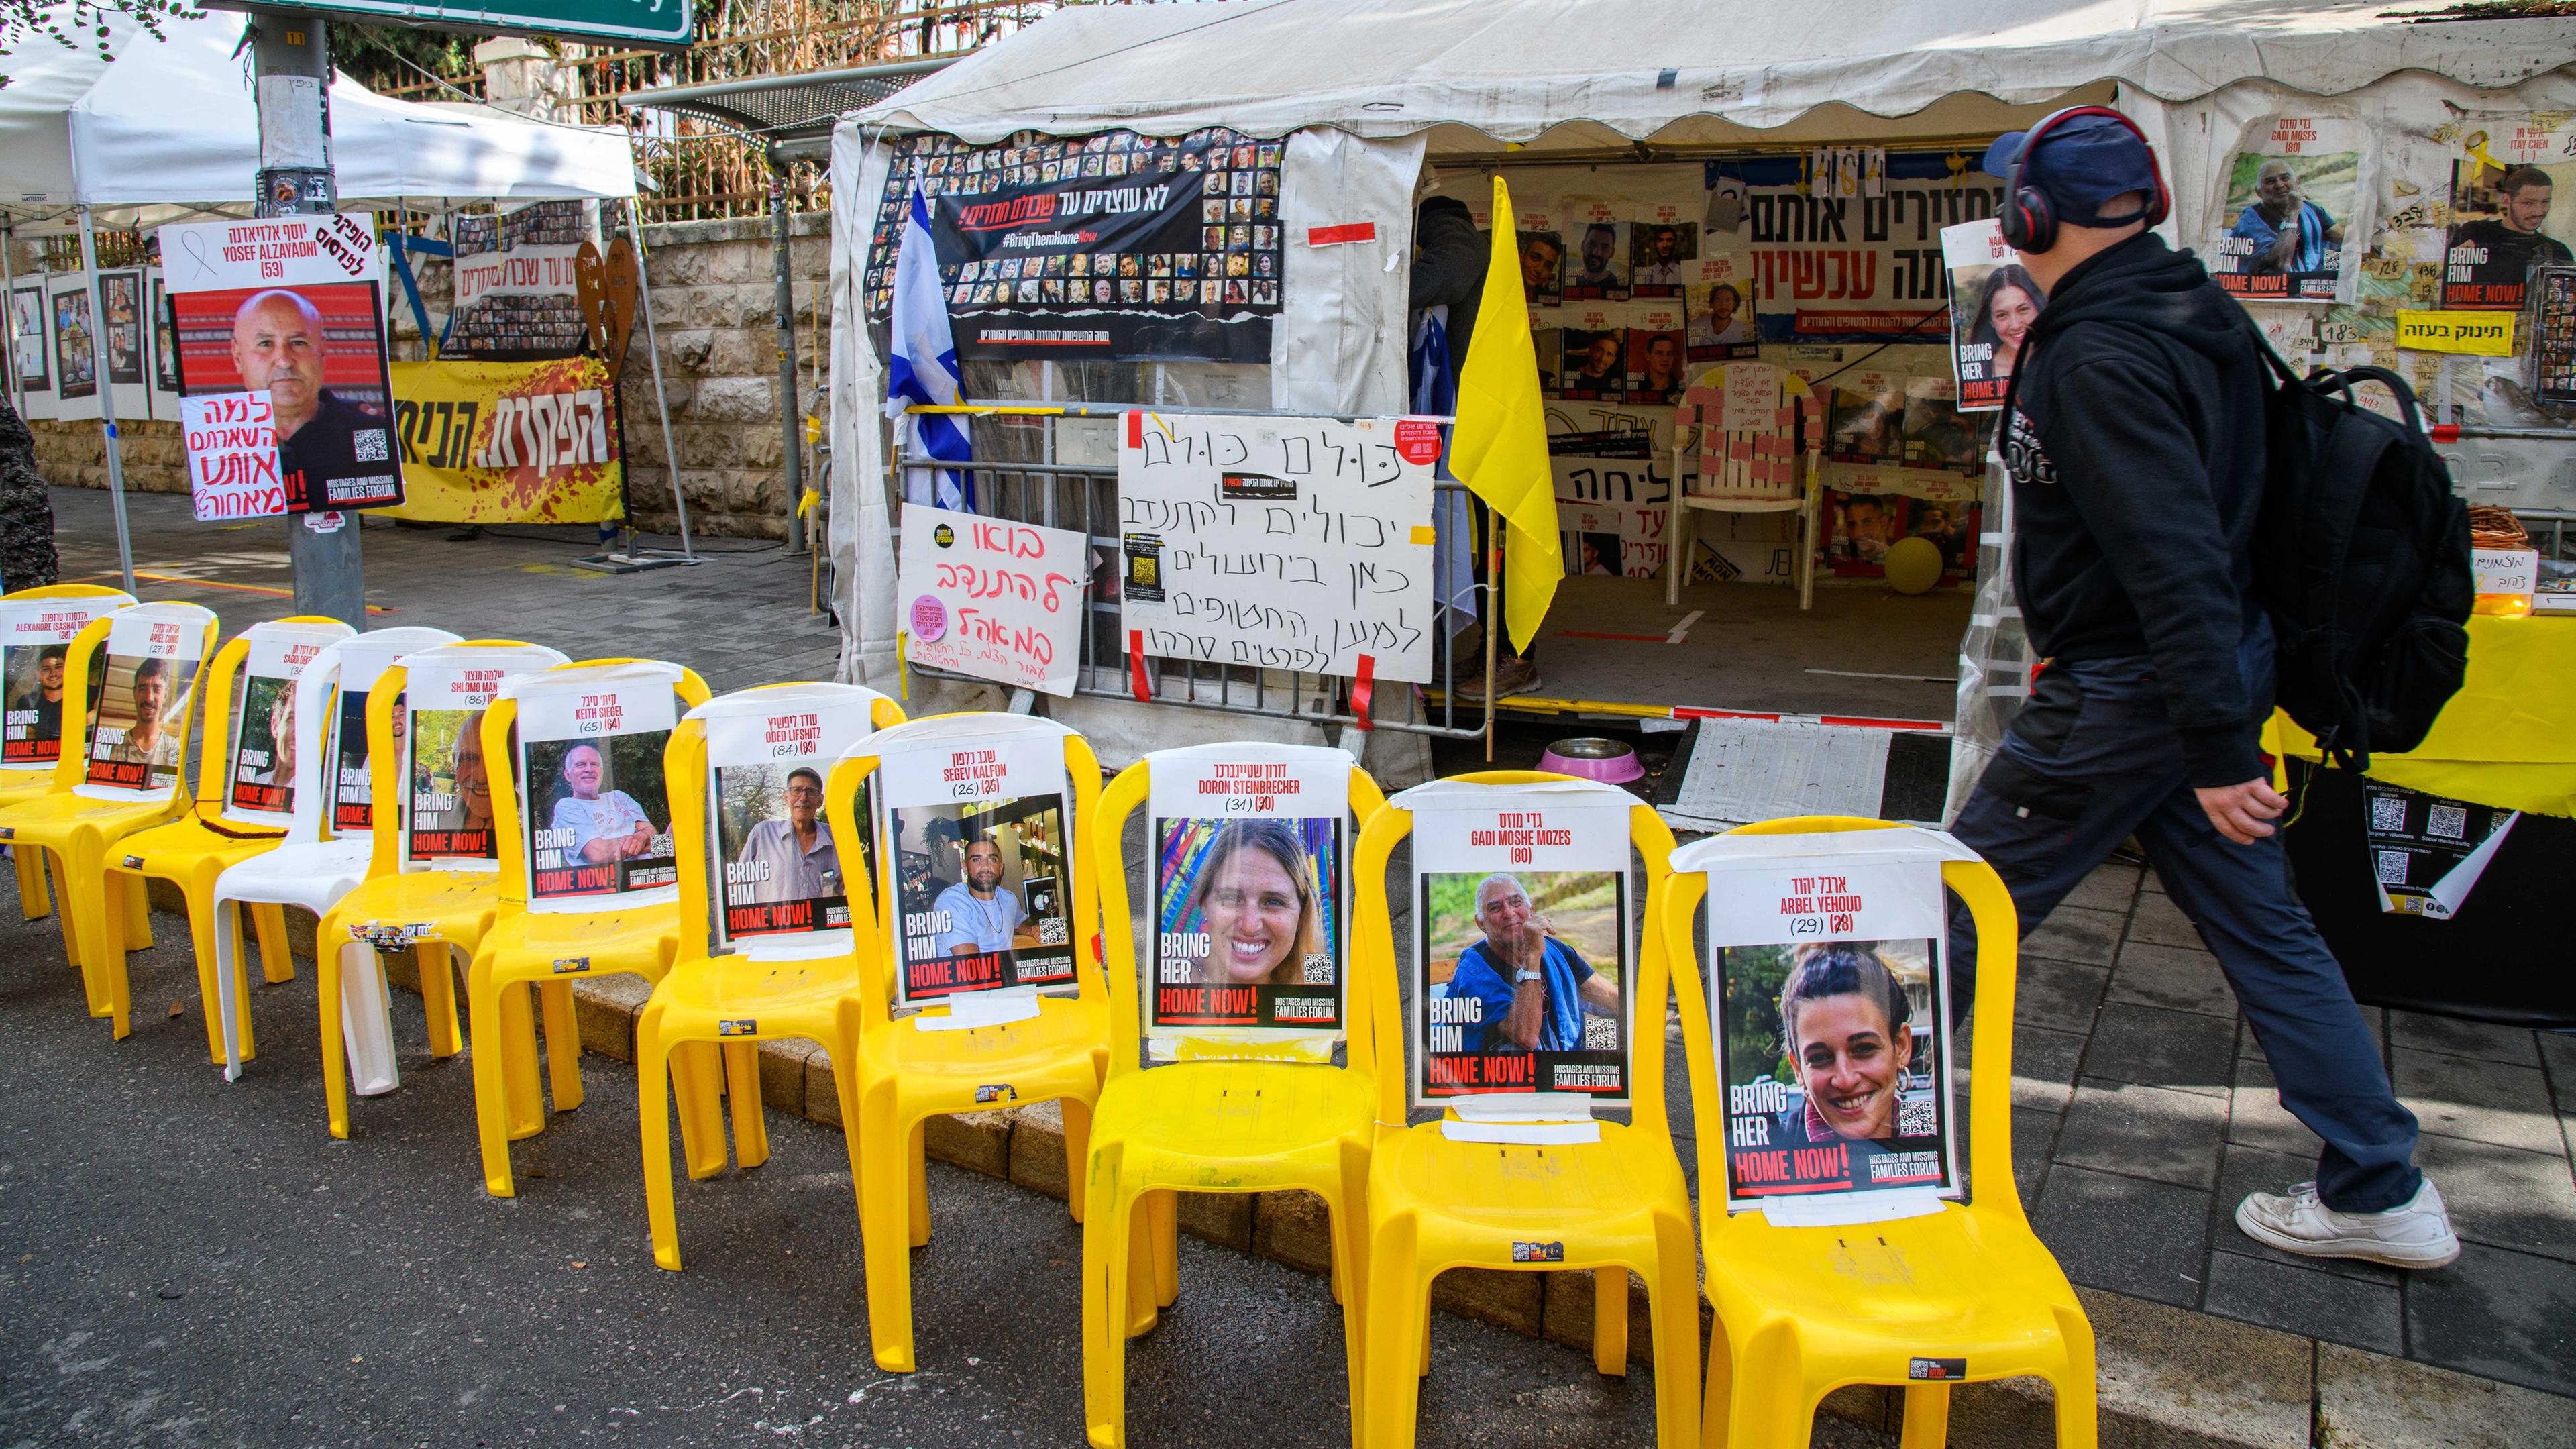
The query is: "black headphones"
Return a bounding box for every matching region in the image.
[1999,105,2172,254]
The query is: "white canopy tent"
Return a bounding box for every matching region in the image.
[827,0,2576,775]
[0,11,645,590]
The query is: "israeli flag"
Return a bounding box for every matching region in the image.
[885,182,973,509]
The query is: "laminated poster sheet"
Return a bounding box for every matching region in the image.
[517,673,680,909]
[1411,792,1633,1109]
[705,692,881,951]
[327,658,400,835]
[0,596,117,768]
[1703,851,1960,1214]
[81,612,204,796]
[2442,117,2576,312]
[404,660,515,866]
[878,733,1077,1006]
[1146,745,1350,1057]
[1939,219,2039,411]
[2206,117,2373,305]
[226,629,335,820]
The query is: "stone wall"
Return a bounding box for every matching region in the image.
[21,210,830,541]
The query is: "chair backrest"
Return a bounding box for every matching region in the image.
[309,626,464,843]
[205,616,356,833]
[68,601,220,804]
[1666,815,2008,1222]
[365,640,570,879]
[484,657,712,913]
[668,680,904,963]
[825,711,1102,1022]
[1674,364,1822,504]
[1093,743,1386,1081]
[0,585,133,776]
[1354,771,1685,1136]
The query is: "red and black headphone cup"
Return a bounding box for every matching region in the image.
[1999,104,2170,254]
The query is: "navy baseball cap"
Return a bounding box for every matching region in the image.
[1984,114,2161,226]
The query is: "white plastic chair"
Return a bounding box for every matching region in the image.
[210,627,461,1085]
[1665,366,1825,610]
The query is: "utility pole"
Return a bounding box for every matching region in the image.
[248,11,366,627]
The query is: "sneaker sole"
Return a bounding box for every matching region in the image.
[2233,1199,2461,1269]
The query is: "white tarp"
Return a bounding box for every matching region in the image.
[0,13,635,226]
[847,0,2576,150]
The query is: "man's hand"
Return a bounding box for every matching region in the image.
[2196,777,2287,845]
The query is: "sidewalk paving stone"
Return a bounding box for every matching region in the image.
[2202,1248,2405,1355]
[2393,1047,2563,1156]
[2056,1079,2230,1190]
[2106,940,2237,1018]
[2029,1163,2214,1308]
[2082,1002,2237,1095]
[2013,955,2109,1034]
[2402,1242,2576,1397]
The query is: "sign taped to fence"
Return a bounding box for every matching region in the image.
[896,503,1087,698]
[1118,411,1439,683]
[1690,837,1962,1215]
[382,357,624,525]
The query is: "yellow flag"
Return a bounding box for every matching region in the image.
[1448,176,1561,654]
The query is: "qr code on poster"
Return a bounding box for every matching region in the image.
[2426,802,2468,840]
[2368,794,2408,833]
[352,428,389,463]
[1037,917,1069,946]
[2375,849,2410,885]
[1301,951,1333,984]
[1582,1012,1619,1051]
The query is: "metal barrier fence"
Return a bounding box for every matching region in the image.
[894,407,1496,743]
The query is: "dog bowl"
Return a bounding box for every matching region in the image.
[1538,736,1644,786]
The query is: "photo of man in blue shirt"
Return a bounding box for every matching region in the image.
[2229,158,2343,279]
[934,835,1026,955]
[1442,873,1620,1052]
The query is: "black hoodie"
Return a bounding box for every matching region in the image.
[2001,231,2270,788]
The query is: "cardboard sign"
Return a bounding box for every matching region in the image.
[2206,117,2373,305]
[2396,310,2516,356]
[1118,412,1438,683]
[1144,744,1352,1060]
[896,503,1087,698]
[515,667,681,909]
[181,392,286,521]
[0,595,122,768]
[702,686,883,951]
[875,727,1077,1007]
[1405,782,1635,1110]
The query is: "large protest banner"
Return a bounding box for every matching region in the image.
[449,201,592,357]
[1117,411,1441,683]
[380,356,623,525]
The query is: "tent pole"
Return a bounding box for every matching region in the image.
[629,198,694,562]
[76,206,137,595]
[1,223,17,397]
[768,145,806,555]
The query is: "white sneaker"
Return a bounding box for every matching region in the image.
[2234,1177,2460,1269]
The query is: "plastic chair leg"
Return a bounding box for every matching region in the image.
[1330,1149,1370,1439]
[907,1118,932,1247]
[1080,1163,1138,1449]
[1592,1267,1629,1377]
[181,875,229,1063]
[336,941,400,1097]
[121,866,152,950]
[1648,1207,1701,1449]
[2053,1303,2101,1449]
[417,943,462,1058]
[91,865,134,1038]
[1361,1221,1427,1449]
[637,1009,685,1272]
[539,979,582,1112]
[315,910,354,1138]
[669,1040,728,1180]
[1900,1383,1950,1449]
[251,902,294,984]
[1147,1189,1179,1309]
[856,1087,918,1373]
[49,853,79,968]
[1701,1311,1735,1449]
[1723,1321,1812,1449]
[498,982,545,1137]
[469,967,529,1197]
[16,841,49,919]
[1059,1094,1093,1224]
[211,900,248,1076]
[722,1040,769,1169]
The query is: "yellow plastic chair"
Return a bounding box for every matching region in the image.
[466,657,712,1197]
[312,639,569,1139]
[1079,745,1388,1449]
[635,681,908,1269]
[0,585,134,924]
[0,602,220,1036]
[1670,816,2095,1449]
[824,711,1111,1373]
[1355,772,1703,1449]
[109,616,354,1061]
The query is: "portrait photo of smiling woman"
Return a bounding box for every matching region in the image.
[1152,814,1342,1034]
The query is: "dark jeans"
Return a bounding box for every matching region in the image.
[1949,643,2423,1213]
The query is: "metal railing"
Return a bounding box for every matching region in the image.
[893,406,1497,742]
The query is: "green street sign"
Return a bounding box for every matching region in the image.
[209,0,692,49]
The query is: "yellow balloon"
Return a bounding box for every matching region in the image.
[1882,535,1945,595]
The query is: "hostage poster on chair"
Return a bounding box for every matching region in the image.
[1145,743,1350,1059]
[1409,786,1634,1109]
[82,612,203,796]
[516,669,680,908]
[404,659,514,866]
[327,655,402,835]
[1696,843,1961,1214]
[225,627,336,820]
[2205,117,2371,305]
[704,687,882,951]
[877,730,1077,1006]
[0,595,117,767]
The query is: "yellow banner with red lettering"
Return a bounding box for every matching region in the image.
[382,356,624,525]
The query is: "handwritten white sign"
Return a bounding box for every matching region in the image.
[158,212,381,292]
[1118,412,1440,682]
[181,392,286,521]
[897,503,1087,698]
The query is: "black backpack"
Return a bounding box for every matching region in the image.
[2248,342,2473,771]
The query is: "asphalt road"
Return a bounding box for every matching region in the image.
[0,892,1881,1449]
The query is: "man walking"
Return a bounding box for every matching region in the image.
[1951,114,2457,1268]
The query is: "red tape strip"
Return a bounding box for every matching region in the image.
[1306,221,1379,246]
[1126,409,1142,449]
[1350,653,1376,730]
[1127,629,1153,702]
